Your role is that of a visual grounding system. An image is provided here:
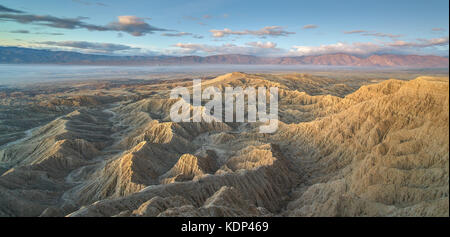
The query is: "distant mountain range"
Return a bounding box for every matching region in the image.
[0,46,448,67]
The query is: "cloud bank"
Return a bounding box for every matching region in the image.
[290,37,449,56]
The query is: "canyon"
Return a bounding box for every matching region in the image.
[0,72,448,217]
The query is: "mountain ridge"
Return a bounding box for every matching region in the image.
[0,46,448,68]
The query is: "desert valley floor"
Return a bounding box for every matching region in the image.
[0,71,448,217]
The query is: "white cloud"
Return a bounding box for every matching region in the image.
[290,42,383,56]
[210,26,295,38]
[172,42,282,56]
[107,16,167,36]
[290,37,449,56]
[246,41,277,48]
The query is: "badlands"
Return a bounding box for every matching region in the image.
[0,72,448,217]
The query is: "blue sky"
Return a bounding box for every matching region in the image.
[0,0,448,56]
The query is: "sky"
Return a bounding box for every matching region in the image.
[0,0,448,57]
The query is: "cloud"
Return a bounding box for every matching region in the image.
[303,24,318,29]
[72,0,108,7]
[344,30,402,39]
[387,37,449,48]
[432,28,446,32]
[0,13,168,36]
[162,32,192,37]
[161,32,203,39]
[37,40,139,54]
[72,0,91,5]
[0,4,23,13]
[184,14,221,21]
[290,37,449,56]
[210,26,295,38]
[172,42,282,56]
[362,32,403,38]
[173,37,448,57]
[344,30,368,34]
[6,29,64,35]
[246,41,277,48]
[183,16,204,25]
[35,32,65,35]
[9,30,30,34]
[290,42,383,56]
[107,15,167,36]
[183,16,199,21]
[182,14,217,26]
[0,14,110,30]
